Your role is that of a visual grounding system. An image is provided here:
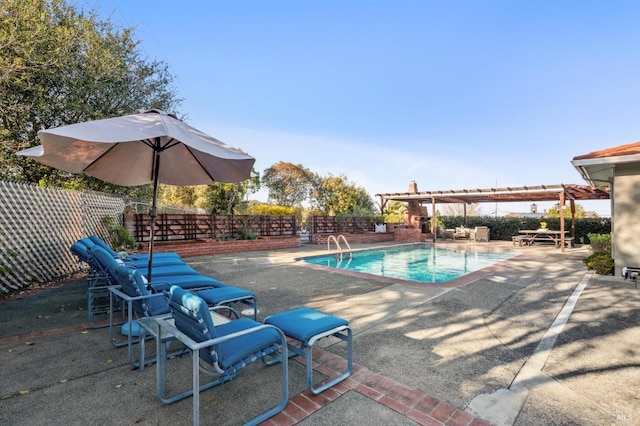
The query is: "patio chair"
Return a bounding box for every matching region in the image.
[87,246,201,287]
[88,245,254,298]
[72,241,193,327]
[70,241,113,328]
[470,226,490,242]
[72,241,176,328]
[453,227,470,240]
[156,285,288,426]
[81,236,184,266]
[110,265,257,370]
[78,239,186,272]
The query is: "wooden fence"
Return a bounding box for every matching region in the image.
[310,215,381,235]
[125,214,297,242]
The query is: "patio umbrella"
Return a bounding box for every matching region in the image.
[17,109,255,281]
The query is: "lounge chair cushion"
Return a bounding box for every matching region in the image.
[115,266,167,317]
[197,287,255,305]
[168,286,278,369]
[87,235,118,257]
[264,307,348,345]
[88,246,200,279]
[215,318,281,369]
[85,235,182,260]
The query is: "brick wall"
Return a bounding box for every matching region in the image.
[393,228,424,243]
[137,236,301,258]
[312,232,395,245]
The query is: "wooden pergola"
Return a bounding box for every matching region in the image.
[376,183,610,252]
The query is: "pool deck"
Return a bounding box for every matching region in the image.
[1,240,639,425]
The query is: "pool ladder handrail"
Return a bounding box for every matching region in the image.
[327,234,352,261]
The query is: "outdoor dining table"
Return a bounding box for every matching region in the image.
[516,229,570,248]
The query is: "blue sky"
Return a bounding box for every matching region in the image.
[88,1,640,216]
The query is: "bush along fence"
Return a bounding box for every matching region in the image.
[0,181,124,294]
[437,215,611,244]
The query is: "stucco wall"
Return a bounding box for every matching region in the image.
[613,163,640,276]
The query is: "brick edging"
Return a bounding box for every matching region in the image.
[262,348,490,426]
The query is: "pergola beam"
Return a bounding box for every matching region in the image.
[376,183,610,252]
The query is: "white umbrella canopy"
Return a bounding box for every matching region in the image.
[20,109,254,185]
[17,109,255,281]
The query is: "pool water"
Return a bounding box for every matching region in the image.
[301,244,517,284]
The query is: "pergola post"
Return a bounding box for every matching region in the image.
[570,199,576,238]
[559,192,566,252]
[431,197,436,235]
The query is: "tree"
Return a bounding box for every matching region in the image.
[310,173,375,214]
[0,0,181,197]
[383,200,406,223]
[546,203,588,218]
[440,203,481,216]
[262,161,314,207]
[203,169,260,214]
[203,183,246,214]
[159,185,208,211]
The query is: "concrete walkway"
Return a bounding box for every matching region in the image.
[1,241,639,425]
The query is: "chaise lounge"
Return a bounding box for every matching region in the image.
[157,286,289,426]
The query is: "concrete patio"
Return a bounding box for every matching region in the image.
[1,241,638,425]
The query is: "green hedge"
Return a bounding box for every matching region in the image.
[438,216,611,244]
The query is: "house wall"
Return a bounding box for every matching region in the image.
[613,163,640,276]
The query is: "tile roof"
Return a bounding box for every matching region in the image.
[573,141,640,160]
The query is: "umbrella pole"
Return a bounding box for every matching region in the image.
[147,142,161,288]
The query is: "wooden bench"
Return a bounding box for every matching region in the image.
[513,235,574,248]
[512,235,533,246]
[533,236,575,248]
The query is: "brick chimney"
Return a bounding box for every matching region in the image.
[405,181,424,230]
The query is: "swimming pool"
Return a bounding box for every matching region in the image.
[301,244,517,284]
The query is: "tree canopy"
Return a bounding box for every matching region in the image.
[310,173,374,214]
[546,203,588,218]
[0,0,181,195]
[262,161,314,207]
[260,161,375,215]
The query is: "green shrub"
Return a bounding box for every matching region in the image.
[437,216,611,242]
[583,252,614,275]
[236,228,258,240]
[108,226,138,251]
[587,233,611,254]
[102,216,137,251]
[242,203,302,223]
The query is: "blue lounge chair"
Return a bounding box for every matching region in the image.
[87,246,201,287]
[87,245,256,305]
[71,241,190,324]
[79,237,185,269]
[86,235,182,262]
[156,286,288,426]
[109,266,255,370]
[70,241,120,328]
